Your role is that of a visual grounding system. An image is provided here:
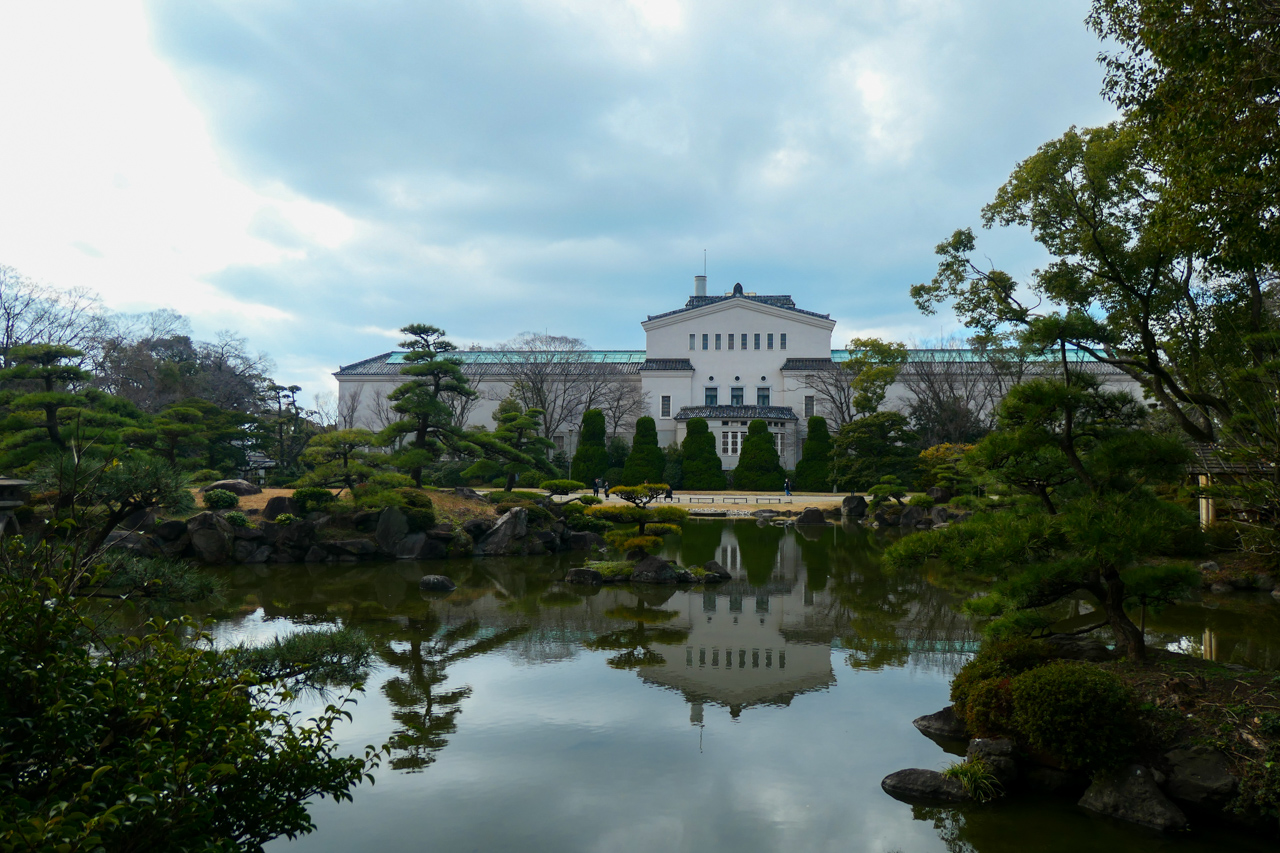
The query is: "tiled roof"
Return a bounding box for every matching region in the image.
[639,358,694,371]
[645,289,831,323]
[673,405,798,421]
[336,350,646,377]
[781,358,837,371]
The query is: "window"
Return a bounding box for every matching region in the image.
[728,333,734,350]
[721,431,740,455]
[730,387,744,406]
[715,333,721,350]
[689,333,695,350]
[780,333,787,350]
[804,395,815,417]
[702,333,708,350]
[754,333,760,350]
[705,387,718,406]
[767,333,774,350]
[722,430,728,454]
[661,395,671,417]
[774,432,783,455]
[741,333,747,350]
[757,387,770,406]
[554,435,565,451]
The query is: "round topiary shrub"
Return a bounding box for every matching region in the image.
[202,489,239,510]
[950,637,1054,719]
[1010,661,1137,771]
[225,511,250,528]
[292,487,336,514]
[274,513,299,526]
[391,487,436,531]
[963,677,1016,738]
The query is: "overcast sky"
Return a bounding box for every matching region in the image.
[0,0,1116,394]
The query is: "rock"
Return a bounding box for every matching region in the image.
[525,540,548,556]
[263,495,301,521]
[1045,634,1117,662]
[702,559,731,579]
[873,510,897,527]
[104,530,150,555]
[912,706,967,741]
[154,519,188,541]
[232,539,259,562]
[199,479,261,496]
[1199,560,1221,573]
[375,506,409,552]
[453,486,487,501]
[352,511,381,533]
[1078,765,1188,831]
[187,512,233,563]
[926,486,953,503]
[675,569,699,583]
[304,545,330,563]
[535,529,559,551]
[474,508,528,556]
[930,506,950,526]
[880,769,970,804]
[795,507,828,525]
[394,532,449,560]
[1163,745,1237,807]
[1256,574,1276,592]
[967,738,1017,786]
[898,505,926,528]
[330,538,379,556]
[462,518,494,540]
[155,531,191,558]
[418,574,457,592]
[426,524,456,542]
[246,545,274,564]
[119,508,157,532]
[565,531,606,551]
[631,555,678,584]
[751,509,779,519]
[1210,581,1233,595]
[841,494,868,518]
[565,567,603,585]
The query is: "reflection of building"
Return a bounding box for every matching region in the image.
[641,523,839,718]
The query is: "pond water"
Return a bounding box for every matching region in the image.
[192,520,1276,853]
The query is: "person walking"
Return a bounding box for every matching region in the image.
[593,477,601,497]
[784,478,792,497]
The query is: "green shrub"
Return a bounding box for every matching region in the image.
[645,523,681,537]
[540,479,586,496]
[907,494,935,508]
[566,514,610,534]
[621,417,665,485]
[225,511,250,528]
[293,487,337,514]
[367,472,416,490]
[189,468,223,485]
[571,409,610,484]
[578,495,603,506]
[392,488,436,531]
[942,759,1002,802]
[681,418,726,490]
[949,494,986,511]
[951,637,1054,719]
[794,416,832,492]
[488,490,545,504]
[517,469,543,489]
[1010,662,1137,771]
[964,677,1016,738]
[202,489,239,510]
[274,513,299,526]
[603,468,625,487]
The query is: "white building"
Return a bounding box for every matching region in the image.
[335,275,1141,473]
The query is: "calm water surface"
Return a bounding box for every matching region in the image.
[193,520,1276,853]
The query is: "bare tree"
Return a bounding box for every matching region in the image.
[597,378,649,438]
[337,384,364,429]
[900,339,1032,447]
[194,331,274,412]
[801,366,859,428]
[312,391,339,429]
[494,332,597,442]
[0,265,108,368]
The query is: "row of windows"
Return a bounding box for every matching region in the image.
[687,646,785,670]
[720,430,783,456]
[704,387,770,407]
[689,332,786,351]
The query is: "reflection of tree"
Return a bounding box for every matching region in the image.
[586,603,689,670]
[736,521,785,586]
[677,520,722,566]
[380,618,531,772]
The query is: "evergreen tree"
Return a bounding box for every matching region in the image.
[570,408,608,483]
[680,418,725,490]
[462,406,555,491]
[661,442,683,489]
[606,436,630,470]
[298,428,384,494]
[830,412,918,492]
[733,419,785,491]
[0,344,97,469]
[793,416,832,491]
[622,416,664,484]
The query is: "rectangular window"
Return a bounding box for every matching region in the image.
[757,387,770,407]
[754,333,760,350]
[689,333,695,350]
[728,333,734,350]
[731,387,744,406]
[774,432,783,455]
[804,395,815,417]
[661,395,671,417]
[780,333,787,350]
[741,333,747,350]
[731,431,740,455]
[702,333,708,350]
[554,435,565,451]
[715,333,721,350]
[705,387,718,406]
[767,333,774,350]
[721,430,730,455]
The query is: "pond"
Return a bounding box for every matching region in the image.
[192,520,1276,853]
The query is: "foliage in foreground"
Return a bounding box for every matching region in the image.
[0,542,382,852]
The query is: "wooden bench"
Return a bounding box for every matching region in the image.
[687,496,716,504]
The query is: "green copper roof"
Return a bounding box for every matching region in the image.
[385,350,647,365]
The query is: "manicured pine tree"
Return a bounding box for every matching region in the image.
[733,419,785,491]
[680,417,725,490]
[621,416,664,485]
[793,416,832,492]
[570,408,609,483]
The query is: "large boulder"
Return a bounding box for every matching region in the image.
[873,510,898,527]
[453,486,486,502]
[1163,746,1237,807]
[186,511,232,563]
[967,738,1017,787]
[631,555,678,584]
[912,706,967,741]
[199,479,261,496]
[329,538,379,556]
[419,575,457,592]
[565,530,606,551]
[474,507,528,556]
[565,568,604,585]
[394,532,449,560]
[794,507,828,525]
[880,769,970,804]
[119,508,157,533]
[1078,765,1188,831]
[154,519,188,541]
[898,505,926,528]
[304,545,331,563]
[702,559,731,580]
[925,486,952,503]
[462,517,495,540]
[841,494,868,518]
[376,506,409,552]
[930,506,950,526]
[263,495,301,521]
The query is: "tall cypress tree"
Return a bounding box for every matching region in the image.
[622,416,664,484]
[794,416,832,492]
[570,408,608,483]
[680,418,725,490]
[733,419,785,491]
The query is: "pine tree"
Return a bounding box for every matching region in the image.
[680,418,725,490]
[622,416,664,485]
[570,408,608,483]
[733,419,785,491]
[793,416,832,492]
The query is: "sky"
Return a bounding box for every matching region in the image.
[0,0,1118,395]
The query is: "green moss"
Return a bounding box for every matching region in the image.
[584,561,634,579]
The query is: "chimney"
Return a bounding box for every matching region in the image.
[694,275,707,296]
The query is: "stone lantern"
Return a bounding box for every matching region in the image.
[0,478,33,535]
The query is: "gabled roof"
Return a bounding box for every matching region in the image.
[645,283,831,323]
[674,405,798,421]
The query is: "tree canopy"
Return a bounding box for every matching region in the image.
[680,418,724,490]
[732,420,785,491]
